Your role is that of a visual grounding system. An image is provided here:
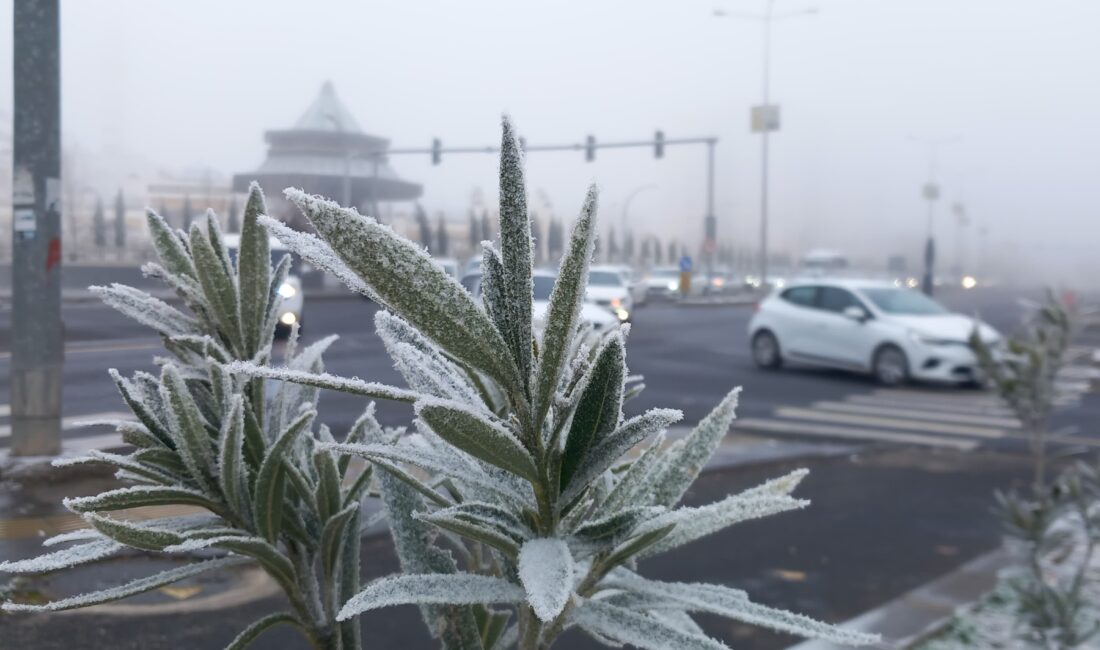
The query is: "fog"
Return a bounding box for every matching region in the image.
[2,0,1098,287]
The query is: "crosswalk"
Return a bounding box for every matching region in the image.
[733,365,1097,452]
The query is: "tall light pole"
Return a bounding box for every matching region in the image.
[621,184,658,232]
[909,135,960,296]
[716,2,815,288]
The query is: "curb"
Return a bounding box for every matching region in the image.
[786,547,1011,650]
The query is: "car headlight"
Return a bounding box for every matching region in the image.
[615,308,629,321]
[278,282,297,298]
[280,312,298,325]
[666,281,678,291]
[610,297,622,308]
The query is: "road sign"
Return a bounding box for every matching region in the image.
[922,183,940,201]
[679,255,693,272]
[751,105,781,133]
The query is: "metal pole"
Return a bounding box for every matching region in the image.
[705,140,716,279]
[11,0,63,456]
[342,151,351,208]
[759,0,774,289]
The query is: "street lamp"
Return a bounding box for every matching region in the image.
[908,134,960,296]
[621,184,658,231]
[715,2,816,289]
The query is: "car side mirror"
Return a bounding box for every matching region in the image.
[843,305,868,322]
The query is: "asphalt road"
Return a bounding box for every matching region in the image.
[0,285,1077,448]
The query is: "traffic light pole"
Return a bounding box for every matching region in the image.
[10,0,63,456]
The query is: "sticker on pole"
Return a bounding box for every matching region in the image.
[13,166,34,206]
[751,105,781,133]
[14,209,36,232]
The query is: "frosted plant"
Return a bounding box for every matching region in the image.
[971,292,1072,491]
[235,117,879,650]
[0,187,379,650]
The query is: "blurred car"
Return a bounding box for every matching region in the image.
[223,233,303,337]
[602,264,648,307]
[643,266,683,300]
[747,278,1001,386]
[460,270,618,333]
[586,266,633,322]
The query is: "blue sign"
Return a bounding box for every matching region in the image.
[679,255,693,272]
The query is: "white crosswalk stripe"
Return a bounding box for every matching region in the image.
[734,361,1097,451]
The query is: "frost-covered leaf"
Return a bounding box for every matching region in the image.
[533,185,598,427]
[91,283,200,338]
[52,450,175,486]
[605,573,880,646]
[190,219,243,353]
[1,557,245,613]
[572,597,729,650]
[84,512,186,551]
[218,394,249,520]
[282,189,519,390]
[64,485,223,515]
[224,360,418,403]
[417,510,521,559]
[0,538,122,574]
[496,116,534,394]
[572,506,662,546]
[649,387,741,507]
[338,573,526,621]
[258,215,372,298]
[146,208,197,280]
[253,408,315,543]
[560,333,625,490]
[110,369,174,448]
[601,433,665,513]
[518,538,574,622]
[638,471,810,558]
[417,399,538,482]
[377,311,481,404]
[560,408,682,505]
[237,183,271,356]
[160,364,217,493]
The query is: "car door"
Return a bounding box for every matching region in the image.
[770,285,821,357]
[815,286,875,368]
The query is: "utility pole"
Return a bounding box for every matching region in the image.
[909,135,960,296]
[11,0,62,456]
[716,2,816,289]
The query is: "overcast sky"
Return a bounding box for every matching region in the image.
[2,0,1099,285]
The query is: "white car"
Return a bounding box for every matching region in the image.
[224,234,303,337]
[643,266,682,300]
[747,278,1001,386]
[586,266,633,323]
[460,270,619,333]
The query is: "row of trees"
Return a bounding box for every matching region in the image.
[91,189,127,252]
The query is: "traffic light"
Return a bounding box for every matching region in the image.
[431,138,442,165]
[585,135,596,162]
[654,130,664,158]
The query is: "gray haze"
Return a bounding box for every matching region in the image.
[2,0,1098,286]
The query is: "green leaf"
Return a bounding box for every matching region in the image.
[146,208,197,280]
[283,189,519,391]
[218,394,250,521]
[84,512,186,551]
[237,183,271,357]
[161,364,217,493]
[253,409,316,543]
[191,221,243,354]
[571,596,729,650]
[224,612,303,650]
[418,511,521,560]
[560,408,682,505]
[560,333,625,490]
[110,370,175,448]
[497,117,534,394]
[64,485,225,516]
[602,524,675,570]
[338,573,526,621]
[649,387,741,507]
[533,185,598,429]
[320,503,359,578]
[314,448,342,522]
[417,400,538,482]
[91,284,200,338]
[224,360,418,403]
[0,557,245,613]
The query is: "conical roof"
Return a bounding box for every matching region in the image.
[293,81,363,133]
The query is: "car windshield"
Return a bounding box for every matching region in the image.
[588,271,623,287]
[860,288,948,315]
[533,276,556,300]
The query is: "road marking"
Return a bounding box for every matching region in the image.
[871,388,1002,405]
[846,394,1014,416]
[811,401,1022,429]
[733,418,977,451]
[0,411,131,439]
[0,404,8,417]
[774,407,1007,439]
[0,339,161,360]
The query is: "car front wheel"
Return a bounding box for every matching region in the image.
[873,345,909,386]
[751,331,782,369]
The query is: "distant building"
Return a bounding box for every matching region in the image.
[233,81,422,226]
